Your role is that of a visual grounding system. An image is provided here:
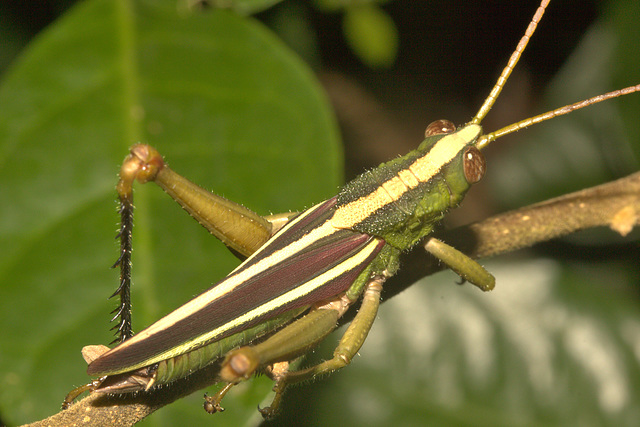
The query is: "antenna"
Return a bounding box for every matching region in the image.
[471,0,550,125]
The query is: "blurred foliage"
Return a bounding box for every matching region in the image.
[342,3,398,68]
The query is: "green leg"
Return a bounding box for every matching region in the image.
[424,237,495,291]
[218,275,386,418]
[265,276,385,418]
[218,304,343,384]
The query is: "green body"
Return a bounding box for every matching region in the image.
[80,123,487,395]
[339,142,465,249]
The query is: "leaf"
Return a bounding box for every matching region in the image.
[0,0,340,425]
[343,4,398,69]
[209,0,285,15]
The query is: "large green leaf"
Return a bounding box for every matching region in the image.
[0,0,340,425]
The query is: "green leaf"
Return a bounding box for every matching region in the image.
[206,0,285,15]
[0,0,340,425]
[343,4,398,69]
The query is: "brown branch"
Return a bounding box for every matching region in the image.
[441,172,640,257]
[26,172,640,426]
[24,363,222,427]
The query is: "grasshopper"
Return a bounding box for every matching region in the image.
[62,0,639,419]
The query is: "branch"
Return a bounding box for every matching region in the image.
[25,362,222,427]
[26,172,640,426]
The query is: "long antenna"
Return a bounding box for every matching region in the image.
[471,0,550,125]
[476,84,640,149]
[470,0,639,150]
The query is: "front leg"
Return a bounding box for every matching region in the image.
[424,237,495,291]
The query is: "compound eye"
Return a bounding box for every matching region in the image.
[424,119,456,137]
[463,146,485,184]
